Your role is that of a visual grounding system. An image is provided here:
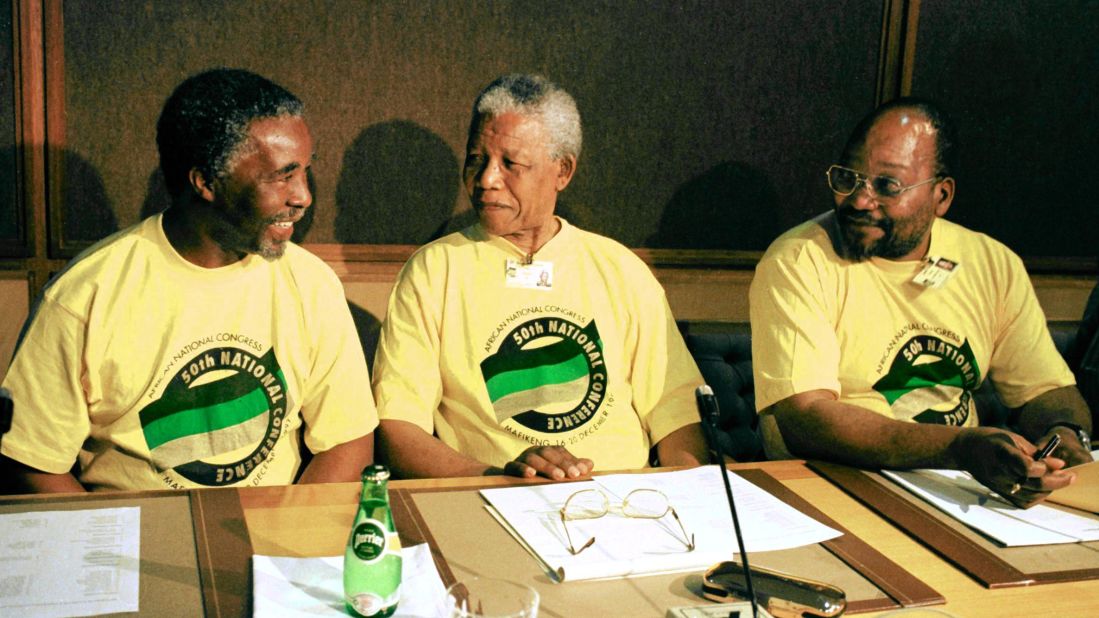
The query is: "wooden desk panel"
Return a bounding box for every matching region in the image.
[787,466,1099,617]
[8,460,1096,617]
[238,462,941,616]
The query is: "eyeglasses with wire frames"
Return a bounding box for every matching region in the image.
[559,488,696,555]
[826,164,940,199]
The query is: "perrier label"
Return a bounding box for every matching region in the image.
[344,464,402,617]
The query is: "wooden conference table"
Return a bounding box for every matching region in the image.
[2,460,1097,617]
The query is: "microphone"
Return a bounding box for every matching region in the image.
[693,386,847,618]
[695,385,761,618]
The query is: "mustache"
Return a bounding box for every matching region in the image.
[836,206,887,229]
[264,212,302,225]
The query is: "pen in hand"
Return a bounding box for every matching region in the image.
[1034,433,1062,461]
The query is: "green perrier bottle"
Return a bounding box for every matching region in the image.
[344,464,402,617]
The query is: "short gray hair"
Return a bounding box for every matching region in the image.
[471,73,582,160]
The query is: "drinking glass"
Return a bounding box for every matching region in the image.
[443,577,538,618]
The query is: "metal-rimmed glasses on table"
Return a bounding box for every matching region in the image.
[826,164,940,199]
[558,488,696,555]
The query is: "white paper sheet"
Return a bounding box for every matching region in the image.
[480,466,842,581]
[0,506,140,617]
[252,543,447,617]
[883,468,1099,546]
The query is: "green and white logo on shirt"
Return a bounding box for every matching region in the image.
[480,316,607,434]
[139,346,288,486]
[873,335,981,425]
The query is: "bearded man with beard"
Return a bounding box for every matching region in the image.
[0,69,376,493]
[749,98,1092,508]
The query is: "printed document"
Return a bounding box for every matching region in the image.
[0,506,140,617]
[883,469,1099,546]
[480,466,842,581]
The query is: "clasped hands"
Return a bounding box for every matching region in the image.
[954,427,1090,508]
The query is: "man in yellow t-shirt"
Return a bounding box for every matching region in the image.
[0,69,377,493]
[372,74,708,480]
[750,98,1092,508]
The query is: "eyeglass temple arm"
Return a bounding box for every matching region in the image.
[572,536,595,555]
[668,507,696,551]
[561,511,596,555]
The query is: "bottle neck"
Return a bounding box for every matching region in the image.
[360,479,389,502]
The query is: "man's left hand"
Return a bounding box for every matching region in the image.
[502,445,594,481]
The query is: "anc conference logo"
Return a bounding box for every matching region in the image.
[480,317,607,434]
[873,335,981,426]
[139,346,287,486]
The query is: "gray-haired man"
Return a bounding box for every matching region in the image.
[373,74,707,480]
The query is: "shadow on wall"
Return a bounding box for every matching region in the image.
[58,149,118,252]
[647,161,780,251]
[139,167,319,243]
[335,120,463,244]
[139,168,172,220]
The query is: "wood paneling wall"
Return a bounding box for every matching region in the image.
[0,1,1096,383]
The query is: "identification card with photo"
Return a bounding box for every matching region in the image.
[505,259,554,290]
[913,255,960,289]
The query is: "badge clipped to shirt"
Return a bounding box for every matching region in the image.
[913,255,960,289]
[505,258,554,290]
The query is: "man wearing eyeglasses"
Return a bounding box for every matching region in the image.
[750,98,1092,508]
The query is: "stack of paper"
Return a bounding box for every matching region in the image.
[883,468,1099,546]
[480,466,842,581]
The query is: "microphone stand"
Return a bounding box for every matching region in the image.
[696,385,760,618]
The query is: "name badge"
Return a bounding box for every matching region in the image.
[505,259,554,290]
[913,255,960,289]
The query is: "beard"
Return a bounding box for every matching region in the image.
[835,206,925,261]
[209,192,288,261]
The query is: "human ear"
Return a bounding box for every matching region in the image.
[555,154,577,191]
[934,176,955,217]
[188,168,217,203]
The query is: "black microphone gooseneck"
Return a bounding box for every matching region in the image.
[695,384,760,618]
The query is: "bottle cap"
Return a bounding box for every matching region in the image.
[362,463,390,482]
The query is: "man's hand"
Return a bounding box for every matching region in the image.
[501,446,593,481]
[949,427,1075,508]
[1045,426,1093,468]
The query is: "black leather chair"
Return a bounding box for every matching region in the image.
[1066,282,1099,420]
[683,329,763,461]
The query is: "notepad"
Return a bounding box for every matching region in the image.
[1047,456,1099,514]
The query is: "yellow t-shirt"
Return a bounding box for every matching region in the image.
[372,219,702,471]
[750,214,1074,425]
[0,214,377,490]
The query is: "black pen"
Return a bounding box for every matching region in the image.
[1035,434,1062,460]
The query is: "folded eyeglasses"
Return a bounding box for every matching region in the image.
[559,488,695,555]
